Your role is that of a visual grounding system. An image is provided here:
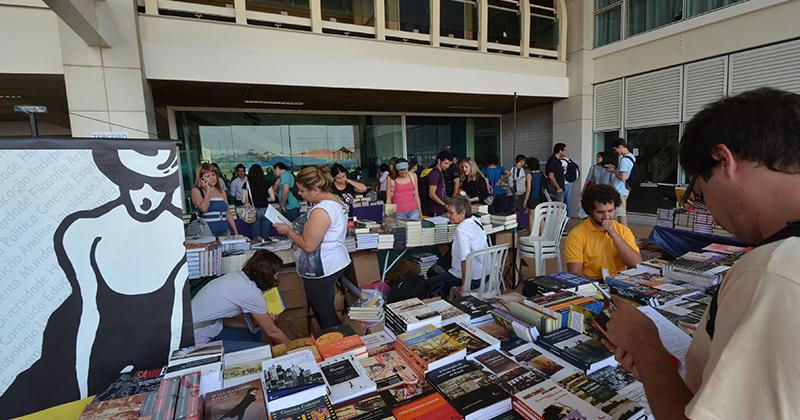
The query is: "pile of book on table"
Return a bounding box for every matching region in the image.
[348,289,385,324]
[409,252,438,279]
[185,237,223,279]
[491,213,518,231]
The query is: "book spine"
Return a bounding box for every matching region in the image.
[174,372,202,420]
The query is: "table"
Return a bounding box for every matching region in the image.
[649,226,745,258]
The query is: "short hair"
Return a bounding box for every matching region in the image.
[295,166,332,192]
[273,162,289,171]
[526,157,540,171]
[553,143,566,155]
[581,184,621,215]
[515,154,527,164]
[437,150,453,163]
[446,196,472,217]
[611,138,627,149]
[379,163,389,173]
[235,163,246,172]
[330,163,347,177]
[681,87,800,180]
[487,154,499,165]
[242,249,283,291]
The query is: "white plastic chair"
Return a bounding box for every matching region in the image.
[516,202,568,277]
[462,244,510,299]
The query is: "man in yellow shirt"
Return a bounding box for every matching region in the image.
[564,184,642,280]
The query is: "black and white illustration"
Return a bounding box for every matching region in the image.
[0,139,192,418]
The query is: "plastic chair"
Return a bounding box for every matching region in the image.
[462,244,511,299]
[516,202,568,277]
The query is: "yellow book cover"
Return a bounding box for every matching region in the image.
[263,287,285,316]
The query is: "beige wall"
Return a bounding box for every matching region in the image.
[0,3,62,74]
[138,15,569,98]
[593,0,800,83]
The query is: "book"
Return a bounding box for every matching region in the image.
[491,309,539,342]
[321,354,378,405]
[557,371,646,420]
[425,360,511,420]
[537,328,616,374]
[512,379,610,420]
[424,299,470,326]
[636,258,670,275]
[390,392,461,420]
[334,393,395,420]
[271,337,322,361]
[223,345,272,387]
[79,394,146,420]
[92,366,165,402]
[510,343,571,380]
[361,331,396,357]
[450,295,495,323]
[174,372,202,420]
[261,349,327,412]
[318,335,368,361]
[396,325,467,376]
[169,341,223,365]
[473,350,549,395]
[360,350,420,391]
[270,395,338,420]
[164,354,223,396]
[139,376,180,420]
[203,379,267,420]
[314,324,359,344]
[263,287,285,316]
[440,321,501,359]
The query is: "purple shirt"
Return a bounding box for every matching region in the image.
[427,167,446,216]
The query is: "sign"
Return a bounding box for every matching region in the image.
[90,131,129,139]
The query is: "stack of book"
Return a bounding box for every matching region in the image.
[395,325,468,378]
[313,325,368,360]
[476,213,492,226]
[402,219,423,247]
[451,295,495,324]
[384,298,443,337]
[425,360,511,420]
[344,233,357,253]
[361,330,396,357]
[425,299,470,326]
[81,366,167,419]
[491,213,518,230]
[657,208,675,228]
[221,249,252,274]
[165,341,224,395]
[691,209,714,234]
[440,321,501,360]
[448,223,457,241]
[261,349,328,413]
[663,252,729,288]
[252,237,292,252]
[410,252,438,278]
[507,300,562,336]
[377,232,395,250]
[356,219,382,231]
[606,270,698,307]
[536,328,616,374]
[185,243,222,279]
[348,290,385,323]
[421,226,435,246]
[424,217,451,244]
[674,211,693,231]
[319,354,377,405]
[356,232,379,250]
[636,258,670,275]
[217,235,250,252]
[471,204,489,214]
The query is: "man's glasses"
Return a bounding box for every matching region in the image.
[682,175,707,211]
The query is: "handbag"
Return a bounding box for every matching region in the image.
[185,212,214,237]
[235,183,258,224]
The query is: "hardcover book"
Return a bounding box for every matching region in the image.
[203,379,267,420]
[321,354,378,405]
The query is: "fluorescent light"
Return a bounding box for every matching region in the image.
[244,100,304,106]
[0,95,22,99]
[448,105,485,110]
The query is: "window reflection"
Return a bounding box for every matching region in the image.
[440,0,478,40]
[246,0,310,18]
[321,0,375,25]
[622,125,679,214]
[488,0,521,46]
[405,116,501,168]
[385,0,430,33]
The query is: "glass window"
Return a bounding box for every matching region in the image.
[595,0,617,9]
[488,0,521,46]
[405,116,500,168]
[440,0,478,40]
[385,0,430,33]
[531,14,558,50]
[246,0,310,18]
[627,0,682,37]
[593,130,620,156]
[176,111,402,205]
[321,0,375,25]
[687,0,744,17]
[622,125,679,214]
[594,4,621,47]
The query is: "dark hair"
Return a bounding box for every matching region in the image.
[247,164,266,187]
[379,163,389,173]
[330,163,347,177]
[273,162,289,171]
[487,154,499,165]
[553,143,566,155]
[611,138,627,149]
[515,154,526,164]
[235,163,246,172]
[211,162,221,170]
[681,87,800,180]
[242,249,283,291]
[581,184,621,215]
[526,157,540,171]
[595,152,606,164]
[436,150,453,163]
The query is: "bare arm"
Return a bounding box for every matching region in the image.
[347,179,368,193]
[602,221,642,268]
[250,312,290,344]
[523,174,531,206]
[386,178,394,204]
[412,180,422,212]
[429,185,446,208]
[547,172,562,192]
[451,177,461,199]
[284,208,330,253]
[191,187,212,213]
[280,183,289,210]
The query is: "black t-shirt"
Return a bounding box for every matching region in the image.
[462,178,490,203]
[545,155,565,194]
[332,183,357,214]
[245,181,270,208]
[444,164,459,197]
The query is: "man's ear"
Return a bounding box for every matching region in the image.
[710,144,738,179]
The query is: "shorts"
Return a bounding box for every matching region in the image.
[526,196,542,209]
[616,195,628,217]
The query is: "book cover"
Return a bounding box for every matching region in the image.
[361,331,396,357]
[537,328,616,374]
[318,335,367,360]
[397,325,466,367]
[314,324,359,345]
[269,395,338,420]
[512,346,567,379]
[223,345,273,388]
[473,350,548,395]
[513,379,610,420]
[203,379,267,420]
[169,341,223,365]
[262,349,325,401]
[139,375,180,420]
[263,287,286,316]
[321,354,378,405]
[79,394,146,420]
[450,295,494,321]
[425,360,509,418]
[439,322,499,358]
[271,337,322,361]
[390,392,461,420]
[424,299,470,325]
[93,366,166,402]
[334,394,395,420]
[380,381,436,408]
[558,372,645,420]
[174,372,202,420]
[360,350,419,391]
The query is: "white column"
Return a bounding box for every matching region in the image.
[234,0,247,24]
[478,0,488,52]
[430,0,440,47]
[521,0,531,56]
[310,0,322,33]
[375,0,386,39]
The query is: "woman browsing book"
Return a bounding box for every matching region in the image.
[387,158,422,219]
[192,249,290,351]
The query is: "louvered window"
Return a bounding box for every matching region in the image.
[729,38,800,95]
[593,80,622,131]
[683,56,727,121]
[625,66,682,128]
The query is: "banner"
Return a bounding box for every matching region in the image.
[0,139,193,418]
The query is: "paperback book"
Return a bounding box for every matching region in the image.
[203,379,267,420]
[360,350,420,391]
[321,354,378,405]
[270,395,338,420]
[440,321,501,359]
[450,295,495,323]
[334,393,395,420]
[223,345,272,387]
[261,349,327,412]
[537,328,616,375]
[425,360,511,420]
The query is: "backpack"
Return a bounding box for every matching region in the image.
[388,271,429,302]
[564,159,580,183]
[417,168,432,214]
[622,155,638,190]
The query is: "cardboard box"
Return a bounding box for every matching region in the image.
[277,271,304,293]
[282,289,308,310]
[345,252,381,287]
[276,307,311,339]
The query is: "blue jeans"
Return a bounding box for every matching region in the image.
[211,326,264,353]
[249,207,272,240]
[563,182,573,216]
[425,271,482,298]
[396,209,420,219]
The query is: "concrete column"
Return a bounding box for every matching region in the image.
[520,0,530,57]
[430,0,440,47]
[374,0,386,39]
[310,0,322,33]
[552,0,593,217]
[478,0,488,52]
[57,0,155,139]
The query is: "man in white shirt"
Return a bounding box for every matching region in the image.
[605,88,800,420]
[425,196,489,298]
[229,163,248,205]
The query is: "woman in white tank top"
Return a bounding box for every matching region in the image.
[274,167,350,329]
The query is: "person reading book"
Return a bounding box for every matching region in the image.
[604,88,800,420]
[192,249,290,351]
[425,196,489,298]
[564,184,641,280]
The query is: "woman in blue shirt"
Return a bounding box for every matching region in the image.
[272,162,301,221]
[191,163,239,236]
